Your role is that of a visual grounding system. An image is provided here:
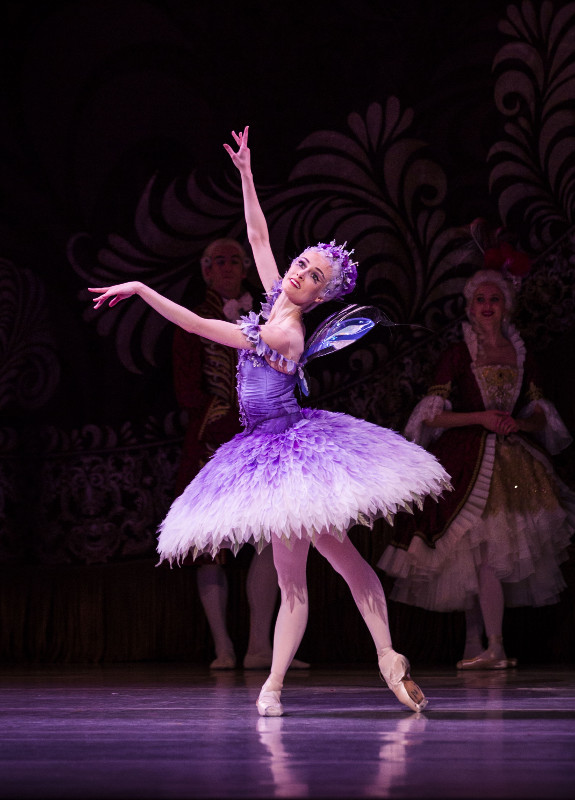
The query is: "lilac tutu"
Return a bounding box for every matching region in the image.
[157,405,451,562]
[157,296,451,563]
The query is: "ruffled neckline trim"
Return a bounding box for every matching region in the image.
[239,280,303,374]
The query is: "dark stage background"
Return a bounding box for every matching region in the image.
[1,0,574,667]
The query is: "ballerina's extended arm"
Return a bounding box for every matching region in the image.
[223,126,280,296]
[88,281,252,350]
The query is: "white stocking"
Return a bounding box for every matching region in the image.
[315,533,392,654]
[196,564,234,659]
[263,533,394,698]
[264,536,310,692]
[245,544,279,657]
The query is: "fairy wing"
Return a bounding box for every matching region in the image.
[297,304,429,396]
[302,304,399,363]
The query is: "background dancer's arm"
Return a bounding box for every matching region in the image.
[223,126,280,295]
[89,281,251,350]
[425,407,545,435]
[512,405,546,432]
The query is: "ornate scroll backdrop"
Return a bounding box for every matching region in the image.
[33,414,186,564]
[0,259,60,411]
[68,98,470,378]
[0,258,60,562]
[24,0,570,565]
[67,172,248,374]
[489,0,575,251]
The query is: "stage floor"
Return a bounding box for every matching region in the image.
[0,663,574,799]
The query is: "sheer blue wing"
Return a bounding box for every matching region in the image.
[297,304,428,396]
[303,304,419,363]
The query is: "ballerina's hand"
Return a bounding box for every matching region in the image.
[88,282,142,309]
[223,125,251,172]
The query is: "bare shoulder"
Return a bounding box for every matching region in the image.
[260,318,305,365]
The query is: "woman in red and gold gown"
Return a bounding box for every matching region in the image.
[379,257,575,669]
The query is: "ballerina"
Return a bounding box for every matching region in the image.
[90,126,452,715]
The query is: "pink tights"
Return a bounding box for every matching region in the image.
[264,533,392,691]
[464,562,506,657]
[477,562,505,640]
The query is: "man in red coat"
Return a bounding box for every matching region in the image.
[173,238,308,669]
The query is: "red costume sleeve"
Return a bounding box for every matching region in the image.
[173,326,211,415]
[173,327,239,440]
[390,340,488,550]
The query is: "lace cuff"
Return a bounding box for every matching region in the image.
[238,311,299,374]
[404,395,451,447]
[517,399,573,454]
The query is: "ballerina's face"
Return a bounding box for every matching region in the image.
[469,282,506,328]
[282,251,333,307]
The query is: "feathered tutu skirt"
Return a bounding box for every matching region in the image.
[157,408,451,563]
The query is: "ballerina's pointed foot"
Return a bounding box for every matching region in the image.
[378,649,428,713]
[256,688,284,717]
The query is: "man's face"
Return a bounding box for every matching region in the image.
[204,243,246,299]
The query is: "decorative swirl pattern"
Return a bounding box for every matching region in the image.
[47,1,575,565]
[514,227,575,348]
[0,428,26,563]
[287,100,454,326]
[69,99,468,383]
[67,173,248,374]
[0,259,60,410]
[33,415,188,564]
[489,0,575,251]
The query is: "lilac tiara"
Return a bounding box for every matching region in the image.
[305,240,358,300]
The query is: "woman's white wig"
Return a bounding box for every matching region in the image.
[463,268,515,321]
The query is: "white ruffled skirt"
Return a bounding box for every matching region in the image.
[378,434,575,611]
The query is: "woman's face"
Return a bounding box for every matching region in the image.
[282,251,332,307]
[469,282,506,328]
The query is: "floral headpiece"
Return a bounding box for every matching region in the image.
[304,240,358,301]
[483,241,531,291]
[468,218,531,292]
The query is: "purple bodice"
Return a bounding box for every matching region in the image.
[236,286,305,433]
[236,351,303,433]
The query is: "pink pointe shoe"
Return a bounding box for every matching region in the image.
[209,651,237,670]
[378,648,428,713]
[256,678,284,717]
[456,636,517,670]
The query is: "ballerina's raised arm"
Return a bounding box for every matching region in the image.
[223,126,280,296]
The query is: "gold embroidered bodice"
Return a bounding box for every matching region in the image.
[476,364,519,412]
